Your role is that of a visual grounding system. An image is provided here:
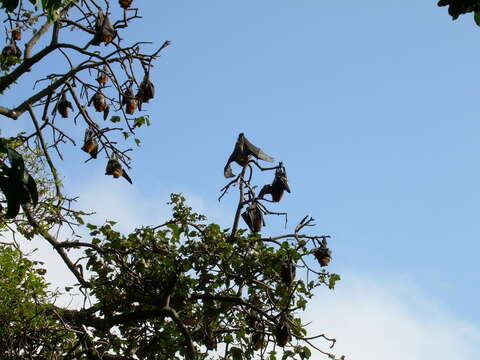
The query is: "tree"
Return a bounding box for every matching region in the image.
[0,1,341,359]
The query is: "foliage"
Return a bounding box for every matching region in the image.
[0,1,342,359]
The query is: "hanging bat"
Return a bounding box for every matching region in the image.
[241,202,265,233]
[275,314,290,347]
[91,9,116,46]
[12,28,21,41]
[96,66,109,86]
[81,127,98,159]
[105,155,132,184]
[280,260,296,287]
[2,41,22,58]
[89,90,110,119]
[119,0,133,9]
[203,325,217,351]
[122,85,137,115]
[136,73,155,106]
[258,164,291,202]
[55,92,73,118]
[313,245,331,267]
[224,133,274,178]
[251,331,264,350]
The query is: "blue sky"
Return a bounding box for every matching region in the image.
[3,1,480,358]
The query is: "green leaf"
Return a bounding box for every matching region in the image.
[110,116,121,123]
[134,138,141,146]
[328,273,341,290]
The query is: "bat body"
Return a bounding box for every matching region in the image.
[122,85,137,115]
[280,261,296,286]
[91,10,116,46]
[90,91,109,120]
[105,157,132,184]
[241,203,264,233]
[56,93,73,118]
[12,28,21,41]
[119,0,133,9]
[275,315,290,347]
[259,165,291,202]
[313,247,331,267]
[81,127,98,159]
[136,74,155,103]
[2,42,21,58]
[96,66,109,86]
[224,133,274,178]
[251,332,264,350]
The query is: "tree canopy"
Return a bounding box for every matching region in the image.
[0,1,341,360]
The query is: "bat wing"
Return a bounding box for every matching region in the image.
[223,150,238,178]
[122,170,133,184]
[243,136,274,163]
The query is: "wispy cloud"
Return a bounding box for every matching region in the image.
[304,274,480,359]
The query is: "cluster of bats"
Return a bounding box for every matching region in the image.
[49,2,155,185]
[222,133,333,349]
[224,133,291,233]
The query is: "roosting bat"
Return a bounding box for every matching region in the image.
[275,314,290,347]
[258,164,291,202]
[55,92,73,118]
[122,85,137,115]
[105,155,132,184]
[81,127,98,159]
[224,133,274,178]
[241,202,265,233]
[91,9,116,46]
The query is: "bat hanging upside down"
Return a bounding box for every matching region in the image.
[258,163,291,202]
[81,127,99,159]
[105,155,133,184]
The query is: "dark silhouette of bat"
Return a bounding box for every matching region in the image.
[313,240,331,267]
[241,202,265,233]
[136,74,155,110]
[280,260,296,287]
[96,65,109,86]
[119,0,133,9]
[55,92,73,118]
[81,127,98,159]
[122,85,137,115]
[89,90,110,120]
[91,10,116,46]
[105,155,132,184]
[2,40,21,58]
[258,164,291,202]
[275,314,290,347]
[251,331,264,350]
[224,133,274,178]
[12,28,21,41]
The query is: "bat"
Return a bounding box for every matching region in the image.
[56,92,73,118]
[2,41,21,58]
[224,133,274,178]
[91,9,116,46]
[122,85,137,115]
[313,246,331,267]
[89,90,110,120]
[105,155,132,184]
[251,331,264,350]
[241,202,265,233]
[204,325,217,351]
[258,164,291,202]
[12,28,21,41]
[280,260,296,287]
[135,74,155,110]
[119,0,133,9]
[81,127,99,159]
[96,66,109,86]
[275,314,290,347]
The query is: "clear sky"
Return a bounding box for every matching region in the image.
[3,1,480,358]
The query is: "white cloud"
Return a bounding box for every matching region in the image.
[304,274,480,360]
